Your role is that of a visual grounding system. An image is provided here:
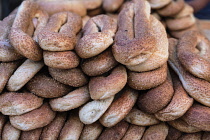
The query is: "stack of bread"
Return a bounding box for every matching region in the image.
[149,0,200,38]
[0,0,210,139]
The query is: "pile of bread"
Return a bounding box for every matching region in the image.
[0,0,210,139]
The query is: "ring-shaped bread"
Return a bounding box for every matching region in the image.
[0,92,43,115]
[9,1,48,61]
[168,36,210,107]
[7,59,44,91]
[128,63,167,90]
[112,0,156,66]
[166,14,196,31]
[99,88,138,127]
[76,15,117,58]
[126,15,168,72]
[89,65,127,100]
[38,12,82,51]
[26,73,72,98]
[81,49,118,76]
[137,74,174,114]
[177,31,210,82]
[157,0,185,17]
[43,51,80,69]
[10,103,56,131]
[49,67,88,87]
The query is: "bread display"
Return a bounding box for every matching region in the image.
[0,0,210,139]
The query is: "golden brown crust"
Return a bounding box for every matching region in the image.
[81,49,118,76]
[155,74,194,121]
[157,0,185,17]
[49,67,88,87]
[59,110,84,140]
[166,14,196,31]
[7,59,44,91]
[9,1,48,61]
[0,61,20,93]
[168,118,201,133]
[89,65,127,100]
[126,15,168,72]
[125,108,160,126]
[79,121,103,140]
[43,51,80,69]
[76,15,117,58]
[168,36,210,107]
[36,0,87,16]
[79,96,114,124]
[137,74,174,114]
[103,0,124,12]
[0,92,43,115]
[141,123,169,140]
[20,128,43,140]
[98,121,129,140]
[177,31,210,82]
[182,104,210,131]
[40,112,67,140]
[121,124,145,140]
[38,12,82,51]
[26,73,71,98]
[113,1,156,66]
[2,122,21,140]
[128,63,167,90]
[10,103,56,131]
[49,86,90,111]
[100,88,138,127]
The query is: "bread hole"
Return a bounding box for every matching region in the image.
[32,17,38,28]
[58,17,68,33]
[133,11,135,38]
[96,24,102,32]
